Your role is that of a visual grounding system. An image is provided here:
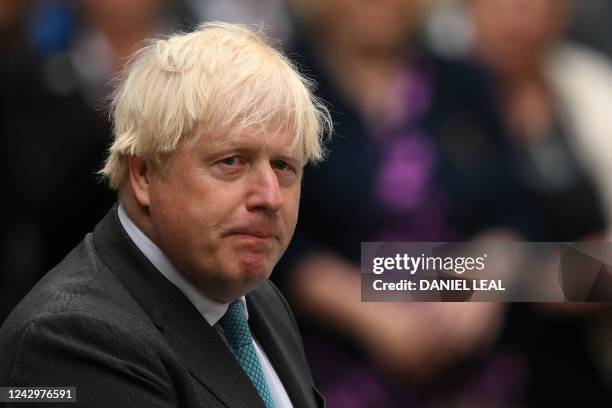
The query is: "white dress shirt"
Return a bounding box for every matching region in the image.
[118,204,293,407]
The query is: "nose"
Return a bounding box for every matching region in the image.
[246,162,284,212]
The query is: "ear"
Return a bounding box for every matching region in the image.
[127,155,152,207]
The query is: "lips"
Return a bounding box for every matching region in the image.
[224,226,279,240]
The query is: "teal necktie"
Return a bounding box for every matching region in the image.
[219,300,275,408]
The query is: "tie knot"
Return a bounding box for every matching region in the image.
[219,300,252,349]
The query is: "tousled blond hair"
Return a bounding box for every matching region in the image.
[101,22,331,190]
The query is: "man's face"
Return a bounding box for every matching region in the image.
[145,129,303,302]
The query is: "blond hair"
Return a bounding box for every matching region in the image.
[101,22,331,190]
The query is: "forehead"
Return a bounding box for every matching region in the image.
[194,127,304,159]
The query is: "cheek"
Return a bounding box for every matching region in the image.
[150,181,206,243]
[284,189,301,233]
[154,183,190,223]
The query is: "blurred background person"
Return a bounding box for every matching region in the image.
[470,0,610,241]
[273,0,537,406]
[0,0,186,323]
[427,0,612,404]
[468,0,612,404]
[275,0,612,405]
[427,0,612,238]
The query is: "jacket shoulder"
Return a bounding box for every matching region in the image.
[0,309,176,406]
[0,235,170,394]
[2,233,150,330]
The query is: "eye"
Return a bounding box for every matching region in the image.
[218,156,243,166]
[271,160,294,172]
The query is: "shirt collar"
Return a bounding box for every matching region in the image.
[117,203,248,325]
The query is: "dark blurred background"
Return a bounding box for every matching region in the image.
[1,0,611,406]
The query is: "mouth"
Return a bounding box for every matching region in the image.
[224,227,279,242]
[229,233,275,243]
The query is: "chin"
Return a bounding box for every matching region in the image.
[206,263,272,302]
[238,256,273,281]
[215,268,270,301]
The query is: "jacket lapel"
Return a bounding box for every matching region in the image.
[248,285,315,408]
[93,206,265,408]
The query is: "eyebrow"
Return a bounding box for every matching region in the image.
[204,142,304,163]
[274,153,305,167]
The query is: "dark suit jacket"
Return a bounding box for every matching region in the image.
[0,207,324,407]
